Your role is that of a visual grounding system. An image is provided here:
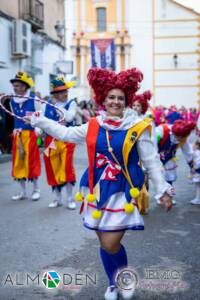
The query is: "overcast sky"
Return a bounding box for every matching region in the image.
[175,0,200,13]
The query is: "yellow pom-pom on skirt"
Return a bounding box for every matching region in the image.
[86,193,96,203]
[124,202,135,213]
[92,209,102,219]
[129,187,140,199]
[75,192,84,202]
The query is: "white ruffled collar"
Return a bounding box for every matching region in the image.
[55,99,68,108]
[13,91,30,104]
[96,108,143,130]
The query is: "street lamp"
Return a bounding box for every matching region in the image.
[173,54,178,68]
[54,21,65,43]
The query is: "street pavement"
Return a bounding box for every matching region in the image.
[0,144,200,300]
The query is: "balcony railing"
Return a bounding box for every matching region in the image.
[20,0,44,30]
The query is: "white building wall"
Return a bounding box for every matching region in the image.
[154,0,199,108]
[64,0,75,77]
[156,0,197,20]
[64,0,80,100]
[129,0,153,93]
[0,16,65,97]
[155,55,198,70]
[156,87,197,108]
[0,17,21,94]
[34,42,64,96]
[129,0,199,108]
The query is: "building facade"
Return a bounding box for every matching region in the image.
[1,0,199,107]
[65,0,132,100]
[0,0,66,96]
[66,0,200,107]
[152,0,200,108]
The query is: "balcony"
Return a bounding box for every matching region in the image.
[20,0,44,30]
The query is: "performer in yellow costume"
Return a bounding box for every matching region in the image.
[10,72,41,201]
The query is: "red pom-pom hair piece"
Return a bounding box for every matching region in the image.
[172,120,196,137]
[116,68,143,106]
[87,67,144,106]
[131,90,152,114]
[87,68,116,106]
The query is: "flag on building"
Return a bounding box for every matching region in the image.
[90,39,115,70]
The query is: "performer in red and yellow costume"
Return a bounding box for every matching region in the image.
[10,72,41,201]
[43,77,77,208]
[25,67,173,300]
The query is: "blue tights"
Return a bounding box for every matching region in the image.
[100,244,128,286]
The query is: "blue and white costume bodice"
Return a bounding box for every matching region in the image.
[45,99,75,127]
[80,127,144,210]
[158,134,177,165]
[10,93,35,130]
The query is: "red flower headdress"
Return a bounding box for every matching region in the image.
[131,90,152,114]
[172,120,196,137]
[87,67,143,106]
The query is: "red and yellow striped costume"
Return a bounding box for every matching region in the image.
[12,130,41,180]
[44,136,76,187]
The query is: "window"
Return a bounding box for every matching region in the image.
[96,7,106,32]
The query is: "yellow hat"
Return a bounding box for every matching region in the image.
[10,72,34,88]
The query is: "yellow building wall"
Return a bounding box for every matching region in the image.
[121,0,126,31]
[77,0,81,33]
[85,0,117,37]
[74,0,131,79]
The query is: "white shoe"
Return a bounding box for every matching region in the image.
[190,198,200,205]
[104,286,118,300]
[156,199,161,205]
[48,200,62,208]
[31,189,40,201]
[120,288,135,300]
[11,193,27,201]
[172,199,176,205]
[66,200,76,210]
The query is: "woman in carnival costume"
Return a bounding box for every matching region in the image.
[44,77,77,208]
[156,119,195,205]
[132,90,157,148]
[132,91,156,214]
[25,67,173,300]
[10,72,41,201]
[132,91,151,118]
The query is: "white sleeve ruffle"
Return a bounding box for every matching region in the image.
[58,101,77,123]
[30,112,88,143]
[181,139,193,163]
[137,129,174,200]
[34,98,46,113]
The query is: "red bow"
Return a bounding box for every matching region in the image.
[96,153,121,181]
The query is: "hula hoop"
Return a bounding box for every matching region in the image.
[0,94,65,123]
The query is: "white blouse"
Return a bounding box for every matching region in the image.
[30,109,173,200]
